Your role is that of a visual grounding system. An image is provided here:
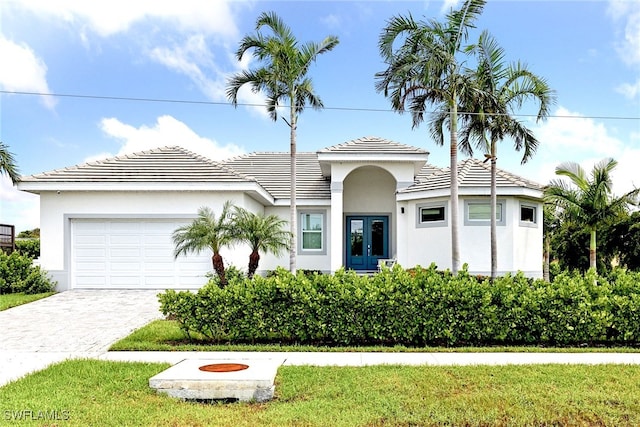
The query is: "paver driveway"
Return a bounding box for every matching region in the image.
[0,290,162,385]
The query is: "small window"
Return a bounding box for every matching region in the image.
[468,203,502,221]
[300,212,323,251]
[519,203,538,228]
[464,200,506,226]
[421,206,445,222]
[520,205,536,223]
[416,203,448,228]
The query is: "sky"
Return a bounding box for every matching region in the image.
[1,0,639,234]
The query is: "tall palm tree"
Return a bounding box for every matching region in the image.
[226,11,339,274]
[0,142,20,184]
[172,202,234,286]
[231,207,291,278]
[375,0,486,274]
[454,30,555,280]
[544,158,640,273]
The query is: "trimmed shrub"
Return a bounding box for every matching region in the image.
[0,251,56,294]
[158,265,640,347]
[15,239,40,259]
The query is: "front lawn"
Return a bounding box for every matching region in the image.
[110,319,640,353]
[1,359,639,426]
[0,292,55,311]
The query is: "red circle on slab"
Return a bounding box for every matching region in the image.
[198,363,249,373]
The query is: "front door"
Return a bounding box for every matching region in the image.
[346,216,389,271]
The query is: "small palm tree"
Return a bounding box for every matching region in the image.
[172,202,234,286]
[544,158,640,273]
[0,142,20,184]
[231,207,291,278]
[376,0,486,274]
[227,11,339,274]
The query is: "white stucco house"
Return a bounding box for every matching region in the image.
[17,136,543,291]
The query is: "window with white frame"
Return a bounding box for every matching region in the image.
[464,200,506,226]
[299,211,325,253]
[519,203,538,227]
[416,203,447,228]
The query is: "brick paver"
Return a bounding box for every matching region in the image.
[0,290,162,385]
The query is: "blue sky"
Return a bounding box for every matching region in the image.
[1,0,639,233]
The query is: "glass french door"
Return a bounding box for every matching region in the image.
[346,216,389,270]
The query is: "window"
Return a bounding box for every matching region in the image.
[416,203,448,228]
[299,212,325,253]
[421,207,445,222]
[519,203,538,227]
[464,200,505,226]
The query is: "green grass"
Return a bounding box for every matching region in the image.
[1,359,639,426]
[0,292,55,311]
[110,319,640,353]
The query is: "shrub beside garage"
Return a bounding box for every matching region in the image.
[159,265,640,347]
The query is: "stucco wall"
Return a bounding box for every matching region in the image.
[401,197,543,277]
[39,191,261,286]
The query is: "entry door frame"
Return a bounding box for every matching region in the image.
[345,215,390,271]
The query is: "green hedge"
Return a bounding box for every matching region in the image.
[158,265,640,347]
[15,239,40,259]
[0,251,56,295]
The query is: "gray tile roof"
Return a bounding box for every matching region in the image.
[20,146,253,183]
[319,136,429,154]
[401,158,543,193]
[221,152,330,200]
[21,143,540,201]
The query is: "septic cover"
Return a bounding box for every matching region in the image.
[198,363,249,373]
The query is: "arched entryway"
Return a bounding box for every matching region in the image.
[342,166,396,271]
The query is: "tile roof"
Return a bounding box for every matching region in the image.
[20,143,540,201]
[221,152,330,200]
[319,136,429,154]
[20,146,253,183]
[400,158,543,193]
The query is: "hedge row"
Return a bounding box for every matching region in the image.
[0,251,55,295]
[158,265,640,347]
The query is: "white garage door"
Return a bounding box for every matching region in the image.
[71,219,212,289]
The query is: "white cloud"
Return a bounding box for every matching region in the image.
[149,35,226,101]
[608,0,640,66]
[0,35,56,109]
[12,0,239,38]
[0,176,40,233]
[525,106,638,196]
[98,115,245,161]
[616,78,640,101]
[533,107,623,157]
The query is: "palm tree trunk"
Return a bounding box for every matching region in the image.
[450,99,460,275]
[289,103,297,274]
[543,233,551,282]
[589,228,597,272]
[248,250,260,279]
[490,142,497,281]
[212,252,227,287]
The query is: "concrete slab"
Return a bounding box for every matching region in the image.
[149,358,285,402]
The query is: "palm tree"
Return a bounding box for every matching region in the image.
[544,158,640,273]
[454,30,555,280]
[375,0,486,274]
[0,142,20,184]
[226,11,339,274]
[231,207,291,278]
[172,202,234,286]
[542,203,561,282]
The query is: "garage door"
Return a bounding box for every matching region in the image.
[71,219,212,289]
